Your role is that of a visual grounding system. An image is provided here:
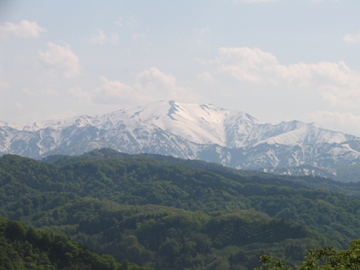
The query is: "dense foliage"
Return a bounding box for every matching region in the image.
[0,216,151,270]
[1,148,360,269]
[33,200,325,269]
[256,240,360,270]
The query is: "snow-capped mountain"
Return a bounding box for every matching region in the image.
[1,100,360,176]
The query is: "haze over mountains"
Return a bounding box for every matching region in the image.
[1,100,360,178]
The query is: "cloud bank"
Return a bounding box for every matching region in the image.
[71,67,202,107]
[212,47,360,107]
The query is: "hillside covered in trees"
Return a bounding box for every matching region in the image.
[0,216,151,270]
[1,148,360,269]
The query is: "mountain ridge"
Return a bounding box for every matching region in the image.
[1,100,360,177]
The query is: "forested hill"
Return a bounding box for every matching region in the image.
[1,149,360,269]
[0,216,151,270]
[43,148,360,197]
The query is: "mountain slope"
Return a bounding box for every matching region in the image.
[1,100,360,175]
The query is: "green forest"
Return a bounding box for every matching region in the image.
[2,148,360,269]
[0,216,151,269]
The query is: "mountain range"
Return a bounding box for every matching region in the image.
[1,100,360,179]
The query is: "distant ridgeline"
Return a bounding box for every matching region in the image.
[1,148,360,269]
[2,100,360,182]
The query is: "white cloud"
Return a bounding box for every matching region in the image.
[136,67,177,89]
[134,67,186,104]
[309,111,360,135]
[89,29,119,45]
[216,47,278,83]
[343,32,360,44]
[213,47,360,107]
[92,76,132,104]
[135,67,204,103]
[39,43,80,78]
[0,20,45,39]
[86,67,204,107]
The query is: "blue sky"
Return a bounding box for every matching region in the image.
[1,0,360,135]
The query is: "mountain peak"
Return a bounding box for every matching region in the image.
[121,100,259,146]
[1,100,360,175]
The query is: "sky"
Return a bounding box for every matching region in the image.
[1,0,360,136]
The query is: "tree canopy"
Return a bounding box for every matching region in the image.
[1,149,360,269]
